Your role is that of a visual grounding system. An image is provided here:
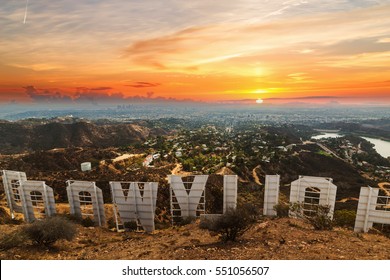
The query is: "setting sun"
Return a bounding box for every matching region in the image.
[256,98,264,104]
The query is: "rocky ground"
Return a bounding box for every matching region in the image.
[1,214,390,260]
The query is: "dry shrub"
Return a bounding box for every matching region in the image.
[202,206,257,242]
[333,209,356,228]
[124,220,138,231]
[273,203,290,217]
[174,216,196,227]
[81,217,95,227]
[23,216,77,246]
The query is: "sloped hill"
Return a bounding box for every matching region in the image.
[0,121,157,154]
[0,122,33,153]
[1,217,389,260]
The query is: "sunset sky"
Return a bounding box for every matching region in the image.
[0,0,389,105]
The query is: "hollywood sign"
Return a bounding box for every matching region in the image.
[110,181,158,232]
[354,186,390,233]
[170,175,237,224]
[289,176,337,218]
[3,170,390,233]
[263,175,390,232]
[263,175,337,219]
[1,170,237,233]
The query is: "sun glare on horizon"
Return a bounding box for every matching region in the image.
[256,98,264,104]
[254,89,268,94]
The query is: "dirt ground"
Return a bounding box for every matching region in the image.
[1,216,390,260]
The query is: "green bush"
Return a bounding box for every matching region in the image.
[23,216,77,246]
[203,207,257,242]
[307,205,333,230]
[290,203,333,230]
[333,209,356,228]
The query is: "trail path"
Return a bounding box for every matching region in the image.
[217,167,227,175]
[252,165,263,185]
[112,153,143,162]
[378,182,390,196]
[171,163,182,175]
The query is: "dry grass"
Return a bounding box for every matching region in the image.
[1,217,390,260]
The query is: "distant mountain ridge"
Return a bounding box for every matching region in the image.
[0,121,161,154]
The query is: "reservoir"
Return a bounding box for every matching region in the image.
[312,133,390,158]
[311,133,343,140]
[362,137,390,158]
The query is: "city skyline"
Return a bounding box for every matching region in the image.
[0,0,389,105]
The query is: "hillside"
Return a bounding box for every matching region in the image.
[1,216,389,260]
[0,121,163,154]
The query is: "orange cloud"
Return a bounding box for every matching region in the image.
[126,82,161,88]
[126,26,209,56]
